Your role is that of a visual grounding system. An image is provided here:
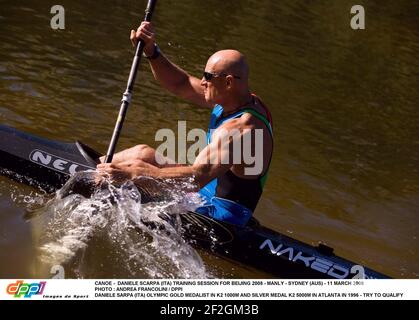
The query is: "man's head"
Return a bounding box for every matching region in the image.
[201,50,249,107]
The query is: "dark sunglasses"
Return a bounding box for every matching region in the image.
[203,71,241,81]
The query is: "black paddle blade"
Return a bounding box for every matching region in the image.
[57,171,98,199]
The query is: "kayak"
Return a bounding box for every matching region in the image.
[0,124,390,279]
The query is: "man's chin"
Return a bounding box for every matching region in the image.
[205,96,217,105]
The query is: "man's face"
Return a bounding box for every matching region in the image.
[201,58,228,105]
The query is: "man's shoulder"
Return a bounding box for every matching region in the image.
[216,116,253,131]
[237,112,271,132]
[212,116,267,140]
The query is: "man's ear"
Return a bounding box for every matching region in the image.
[226,75,233,88]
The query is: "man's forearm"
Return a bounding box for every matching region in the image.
[133,164,198,182]
[133,164,201,191]
[148,52,190,96]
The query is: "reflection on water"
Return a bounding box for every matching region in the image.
[0,0,418,277]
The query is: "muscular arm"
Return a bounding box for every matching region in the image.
[132,22,211,108]
[142,117,269,183]
[148,54,210,108]
[130,137,232,190]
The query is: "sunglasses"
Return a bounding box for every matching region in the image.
[203,71,241,81]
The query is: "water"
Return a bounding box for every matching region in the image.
[1,0,418,278]
[32,175,209,278]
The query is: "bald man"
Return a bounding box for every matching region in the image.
[97,22,273,226]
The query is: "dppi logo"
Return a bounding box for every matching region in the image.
[6,280,46,298]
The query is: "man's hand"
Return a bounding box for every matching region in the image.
[97,163,135,184]
[130,21,156,56]
[97,160,157,184]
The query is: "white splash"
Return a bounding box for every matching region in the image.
[38,173,210,279]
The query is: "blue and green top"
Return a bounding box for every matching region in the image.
[196,95,273,226]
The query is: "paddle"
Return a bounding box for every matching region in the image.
[104,0,158,163]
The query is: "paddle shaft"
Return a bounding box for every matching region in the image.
[104,0,158,163]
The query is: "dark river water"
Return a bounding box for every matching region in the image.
[0,0,418,278]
